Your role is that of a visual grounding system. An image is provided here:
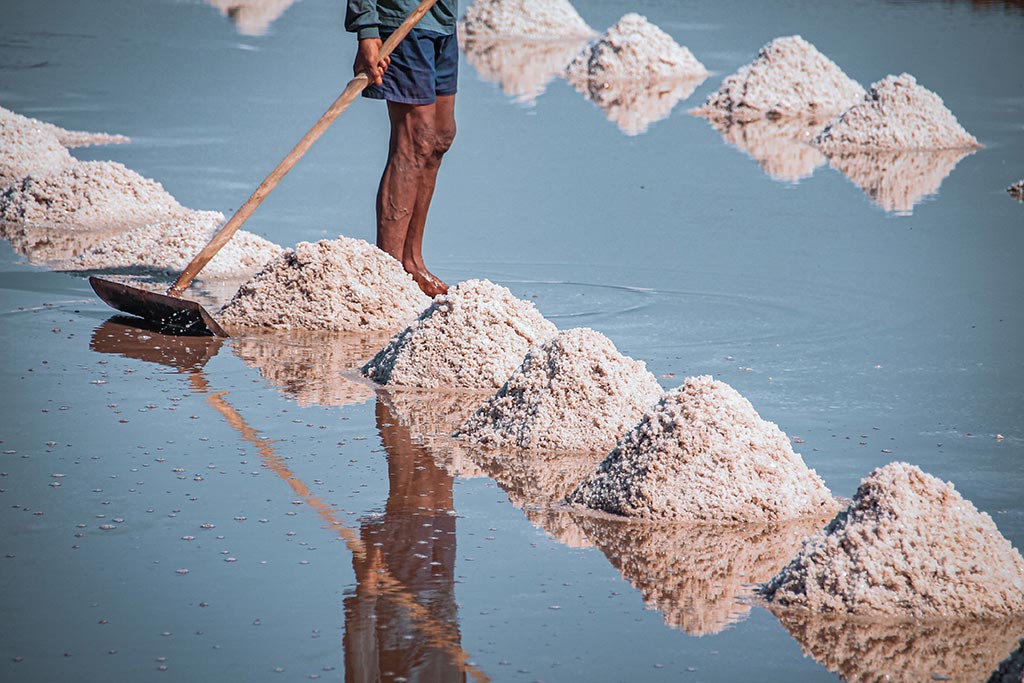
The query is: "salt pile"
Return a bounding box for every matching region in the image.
[1,105,129,149]
[828,149,974,214]
[231,329,381,408]
[773,611,1024,683]
[567,375,839,523]
[362,278,557,389]
[457,327,662,453]
[1008,179,1024,201]
[219,236,430,332]
[567,14,707,86]
[575,516,825,635]
[814,74,981,152]
[61,210,282,279]
[461,37,589,104]
[459,0,596,39]
[0,161,190,231]
[693,35,865,122]
[1,110,74,189]
[706,116,827,183]
[204,0,299,36]
[761,462,1024,618]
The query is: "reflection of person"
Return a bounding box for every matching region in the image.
[343,399,465,681]
[345,0,459,296]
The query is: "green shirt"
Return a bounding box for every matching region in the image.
[345,0,458,39]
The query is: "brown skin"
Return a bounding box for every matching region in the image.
[355,38,453,297]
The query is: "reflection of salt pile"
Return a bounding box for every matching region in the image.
[459,0,596,39]
[566,14,707,136]
[218,236,429,332]
[694,35,865,121]
[461,37,589,104]
[362,279,557,389]
[457,328,662,453]
[1,110,74,188]
[762,462,1024,618]
[204,0,300,36]
[1,161,190,231]
[575,516,825,635]
[59,210,282,278]
[1008,179,1024,201]
[815,74,981,152]
[231,329,383,408]
[773,611,1024,683]
[1,105,129,151]
[828,149,974,214]
[568,375,838,523]
[0,224,129,265]
[705,117,827,182]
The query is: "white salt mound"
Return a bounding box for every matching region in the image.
[567,375,839,523]
[1,109,75,188]
[0,161,190,231]
[61,210,282,279]
[459,0,596,39]
[457,327,662,453]
[814,74,980,152]
[567,13,707,85]
[694,35,865,122]
[204,0,299,36]
[761,462,1024,619]
[1007,179,1023,201]
[362,278,557,389]
[1,105,129,149]
[218,236,430,332]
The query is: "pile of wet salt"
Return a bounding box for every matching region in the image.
[0,161,190,231]
[219,236,429,332]
[1,105,129,150]
[1,109,74,188]
[694,35,865,122]
[567,375,838,523]
[761,462,1024,619]
[362,278,557,389]
[61,210,282,279]
[814,74,980,152]
[567,14,707,86]
[1007,179,1023,201]
[457,327,662,453]
[459,0,595,39]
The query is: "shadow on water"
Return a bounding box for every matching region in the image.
[87,318,490,683]
[770,609,1024,683]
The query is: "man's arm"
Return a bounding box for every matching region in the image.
[345,0,389,85]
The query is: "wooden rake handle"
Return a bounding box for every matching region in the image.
[167,0,440,297]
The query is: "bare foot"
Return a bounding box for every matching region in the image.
[403,258,448,296]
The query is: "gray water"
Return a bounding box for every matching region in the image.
[2,0,1023,681]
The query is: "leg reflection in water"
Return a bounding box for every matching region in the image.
[344,398,465,682]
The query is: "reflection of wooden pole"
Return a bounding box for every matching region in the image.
[188,372,489,683]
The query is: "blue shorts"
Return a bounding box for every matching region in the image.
[363,28,458,105]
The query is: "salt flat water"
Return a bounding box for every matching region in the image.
[1,0,1023,681]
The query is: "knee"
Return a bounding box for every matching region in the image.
[434,124,456,156]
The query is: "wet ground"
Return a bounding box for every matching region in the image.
[2,0,1023,681]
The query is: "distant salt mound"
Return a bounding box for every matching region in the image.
[362,278,557,389]
[694,35,865,122]
[1,110,74,188]
[462,36,589,104]
[1010,179,1024,201]
[218,236,430,332]
[761,462,1024,619]
[828,148,974,214]
[62,210,282,279]
[568,375,839,523]
[459,0,596,39]
[458,328,662,453]
[0,161,189,231]
[705,116,827,183]
[205,0,299,36]
[1,105,129,149]
[567,13,707,85]
[815,74,980,152]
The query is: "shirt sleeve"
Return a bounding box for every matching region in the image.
[345,0,381,40]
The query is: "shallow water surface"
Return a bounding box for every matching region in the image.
[2,0,1023,681]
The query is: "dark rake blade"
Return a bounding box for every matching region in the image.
[89,276,229,338]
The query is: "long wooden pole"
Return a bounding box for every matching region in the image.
[167,0,440,297]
